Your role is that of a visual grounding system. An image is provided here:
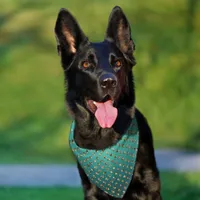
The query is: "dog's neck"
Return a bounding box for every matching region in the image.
[73,105,135,149]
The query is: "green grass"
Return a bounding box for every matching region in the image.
[0,188,83,200]
[0,172,200,200]
[0,0,200,163]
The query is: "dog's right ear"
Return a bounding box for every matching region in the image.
[55,9,88,69]
[105,6,135,66]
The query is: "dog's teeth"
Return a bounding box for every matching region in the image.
[93,101,96,105]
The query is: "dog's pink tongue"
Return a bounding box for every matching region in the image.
[95,100,118,128]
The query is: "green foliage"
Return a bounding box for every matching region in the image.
[0,0,199,163]
[0,188,83,200]
[0,173,200,200]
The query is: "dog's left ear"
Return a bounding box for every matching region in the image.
[105,6,135,66]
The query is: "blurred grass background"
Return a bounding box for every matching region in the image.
[0,0,200,164]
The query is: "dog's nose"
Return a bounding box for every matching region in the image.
[100,74,117,89]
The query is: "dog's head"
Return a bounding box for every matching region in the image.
[55,6,136,128]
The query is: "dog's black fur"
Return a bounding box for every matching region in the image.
[55,6,162,200]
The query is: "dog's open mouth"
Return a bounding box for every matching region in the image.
[87,95,118,128]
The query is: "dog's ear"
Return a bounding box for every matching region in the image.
[105,6,135,66]
[55,9,88,68]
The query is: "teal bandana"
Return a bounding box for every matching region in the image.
[69,117,139,198]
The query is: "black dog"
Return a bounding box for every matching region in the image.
[55,6,162,200]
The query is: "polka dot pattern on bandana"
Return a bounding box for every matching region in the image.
[69,117,139,198]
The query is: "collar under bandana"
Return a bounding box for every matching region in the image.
[69,117,139,198]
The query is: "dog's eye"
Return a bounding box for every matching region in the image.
[114,60,122,68]
[82,61,90,69]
